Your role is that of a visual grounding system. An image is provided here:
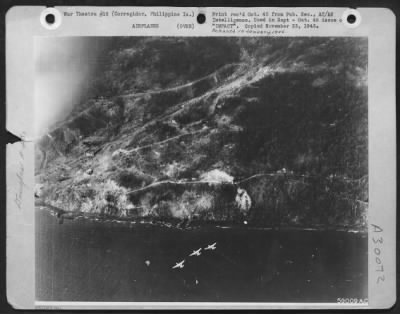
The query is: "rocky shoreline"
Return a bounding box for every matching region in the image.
[36,200,367,233]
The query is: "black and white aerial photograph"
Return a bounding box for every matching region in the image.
[34,36,368,303]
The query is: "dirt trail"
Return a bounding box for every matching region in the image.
[125,128,209,154]
[120,63,246,99]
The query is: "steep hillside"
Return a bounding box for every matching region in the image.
[35,37,368,230]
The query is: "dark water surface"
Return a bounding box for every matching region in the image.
[36,208,367,302]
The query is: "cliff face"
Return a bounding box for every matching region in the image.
[35,37,368,229]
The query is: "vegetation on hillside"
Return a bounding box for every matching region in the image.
[35,37,368,231]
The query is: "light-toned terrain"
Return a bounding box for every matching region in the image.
[35,37,368,230]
